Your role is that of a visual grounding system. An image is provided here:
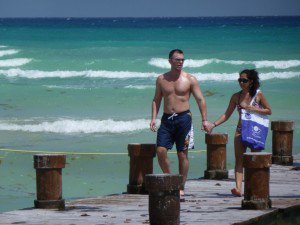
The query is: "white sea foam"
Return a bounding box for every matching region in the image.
[258,72,300,80]
[0,45,7,48]
[0,49,19,57]
[43,85,87,90]
[0,69,298,81]
[0,118,158,134]
[185,59,218,67]
[0,58,32,67]
[148,58,170,68]
[194,72,238,81]
[227,60,300,69]
[194,72,300,81]
[45,84,154,90]
[148,58,218,68]
[125,85,154,89]
[0,69,157,79]
[252,60,300,69]
[149,58,300,69]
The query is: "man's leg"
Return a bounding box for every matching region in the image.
[156,146,171,173]
[177,150,189,196]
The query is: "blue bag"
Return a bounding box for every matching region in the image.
[240,91,269,150]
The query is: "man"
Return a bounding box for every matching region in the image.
[150,49,209,200]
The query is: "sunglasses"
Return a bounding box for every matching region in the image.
[172,58,185,62]
[238,78,249,83]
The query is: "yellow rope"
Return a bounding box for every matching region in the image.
[0,148,206,156]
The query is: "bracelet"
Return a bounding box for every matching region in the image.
[213,122,217,127]
[202,119,207,122]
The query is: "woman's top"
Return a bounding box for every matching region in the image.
[236,90,262,114]
[236,89,262,130]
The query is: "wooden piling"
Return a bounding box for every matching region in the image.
[34,154,66,210]
[242,152,272,210]
[145,174,182,225]
[127,143,156,194]
[271,120,294,165]
[204,133,228,179]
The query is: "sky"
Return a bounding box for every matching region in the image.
[0,0,300,18]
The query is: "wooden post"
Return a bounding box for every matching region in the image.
[127,143,156,194]
[34,154,66,210]
[242,152,272,210]
[204,133,228,179]
[145,174,182,225]
[271,121,294,165]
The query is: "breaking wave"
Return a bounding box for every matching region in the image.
[0,118,156,134]
[0,49,19,57]
[149,58,300,69]
[0,68,298,81]
[0,58,32,67]
[0,68,157,79]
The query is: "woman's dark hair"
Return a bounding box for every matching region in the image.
[239,69,260,97]
[169,49,183,59]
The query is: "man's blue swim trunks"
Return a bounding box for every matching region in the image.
[157,110,194,151]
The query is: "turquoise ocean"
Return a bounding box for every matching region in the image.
[0,17,299,212]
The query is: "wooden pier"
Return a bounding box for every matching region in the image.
[0,155,299,225]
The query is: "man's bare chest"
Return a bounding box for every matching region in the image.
[161,81,190,96]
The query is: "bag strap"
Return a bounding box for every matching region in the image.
[250,89,260,105]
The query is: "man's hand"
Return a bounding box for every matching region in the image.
[205,121,215,134]
[202,120,214,134]
[150,120,157,132]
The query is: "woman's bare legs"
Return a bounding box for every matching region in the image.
[232,130,247,196]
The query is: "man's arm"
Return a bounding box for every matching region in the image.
[190,75,209,130]
[150,77,162,132]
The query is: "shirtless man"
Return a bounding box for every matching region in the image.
[150,49,210,199]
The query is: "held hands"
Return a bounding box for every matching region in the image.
[202,120,215,134]
[151,119,217,133]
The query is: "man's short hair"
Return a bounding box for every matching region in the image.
[169,49,184,59]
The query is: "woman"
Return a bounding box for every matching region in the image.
[208,69,272,197]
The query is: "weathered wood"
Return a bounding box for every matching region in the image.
[242,153,272,210]
[127,143,156,194]
[204,133,228,179]
[145,174,182,225]
[1,155,299,225]
[271,120,294,165]
[34,154,66,210]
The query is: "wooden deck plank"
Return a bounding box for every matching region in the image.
[1,155,299,225]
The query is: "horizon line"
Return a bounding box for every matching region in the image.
[1,15,300,19]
